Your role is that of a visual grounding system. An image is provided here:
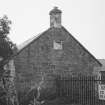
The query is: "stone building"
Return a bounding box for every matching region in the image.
[14,7,103,105]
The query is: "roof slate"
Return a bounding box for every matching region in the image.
[98,59,105,66]
[17,33,41,51]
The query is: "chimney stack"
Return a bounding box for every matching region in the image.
[49,7,62,28]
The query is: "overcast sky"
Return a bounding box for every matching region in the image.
[0,0,105,59]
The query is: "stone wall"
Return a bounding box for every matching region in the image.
[2,60,19,105]
[14,27,101,104]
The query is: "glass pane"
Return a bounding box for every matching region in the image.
[101,71,105,84]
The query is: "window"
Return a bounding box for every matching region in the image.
[100,71,105,84]
[0,56,3,61]
[53,40,63,50]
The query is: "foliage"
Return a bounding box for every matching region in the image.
[0,15,15,60]
[0,15,16,105]
[0,15,11,37]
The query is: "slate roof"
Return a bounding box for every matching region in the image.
[17,33,41,51]
[17,26,102,66]
[17,28,49,52]
[98,59,105,70]
[98,59,105,66]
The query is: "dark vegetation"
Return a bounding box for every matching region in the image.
[19,74,98,105]
[0,15,15,105]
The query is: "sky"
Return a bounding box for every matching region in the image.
[0,0,105,59]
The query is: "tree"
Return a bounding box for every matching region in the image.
[0,15,15,76]
[0,15,17,105]
[0,15,14,61]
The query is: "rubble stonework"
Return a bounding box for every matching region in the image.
[3,60,19,105]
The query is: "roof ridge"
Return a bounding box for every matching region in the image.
[17,33,41,51]
[17,28,50,54]
[62,26,102,66]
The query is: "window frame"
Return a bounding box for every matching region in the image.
[53,40,63,50]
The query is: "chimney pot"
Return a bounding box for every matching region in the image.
[49,7,62,28]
